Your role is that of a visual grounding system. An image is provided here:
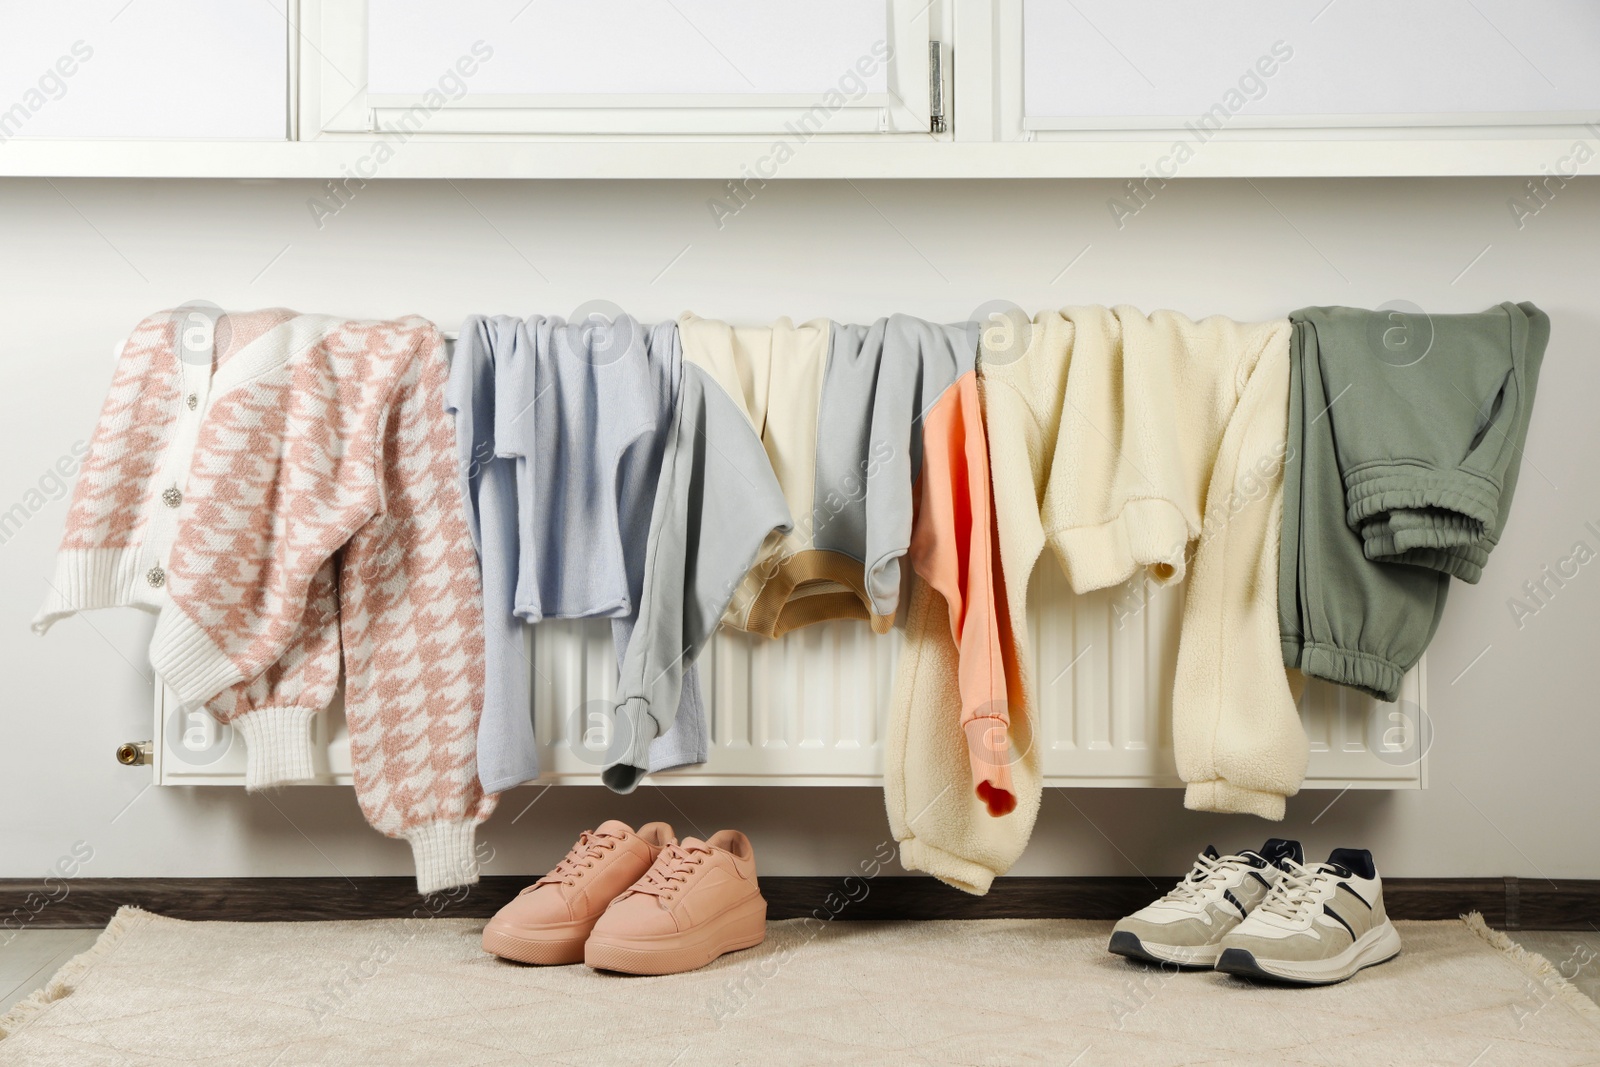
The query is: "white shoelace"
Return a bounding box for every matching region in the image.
[1256,859,1336,921]
[1160,851,1257,905]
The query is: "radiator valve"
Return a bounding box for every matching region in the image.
[116,740,154,767]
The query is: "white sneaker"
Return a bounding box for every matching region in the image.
[1216,847,1402,986]
[1108,839,1303,968]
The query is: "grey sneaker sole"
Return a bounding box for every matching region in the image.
[1216,921,1402,986]
[1108,930,1222,969]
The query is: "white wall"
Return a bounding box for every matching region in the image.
[2,175,1597,884]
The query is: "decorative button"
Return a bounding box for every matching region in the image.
[145,565,165,588]
[186,393,199,410]
[161,487,182,509]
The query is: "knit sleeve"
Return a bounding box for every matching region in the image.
[32,315,177,633]
[340,324,497,895]
[203,559,341,790]
[447,318,536,795]
[1173,324,1308,820]
[907,371,1014,817]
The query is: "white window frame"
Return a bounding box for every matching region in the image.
[987,0,1600,143]
[300,0,947,138]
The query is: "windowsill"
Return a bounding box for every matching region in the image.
[1,129,1595,180]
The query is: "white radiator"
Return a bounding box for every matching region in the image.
[152,564,1427,789]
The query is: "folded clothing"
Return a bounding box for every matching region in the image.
[1280,302,1549,702]
[1301,302,1550,583]
[447,315,708,795]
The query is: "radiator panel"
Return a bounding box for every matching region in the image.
[154,569,1426,789]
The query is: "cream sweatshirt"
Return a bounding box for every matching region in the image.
[982,307,1305,820]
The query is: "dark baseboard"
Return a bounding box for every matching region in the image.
[3,876,1595,931]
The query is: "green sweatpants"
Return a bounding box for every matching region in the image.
[1279,303,1550,701]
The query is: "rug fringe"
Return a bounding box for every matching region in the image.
[1459,911,1600,1024]
[0,905,154,1040]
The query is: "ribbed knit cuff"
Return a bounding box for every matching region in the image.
[149,606,246,708]
[230,707,318,790]
[404,819,482,896]
[32,548,151,634]
[1184,780,1287,821]
[898,837,995,896]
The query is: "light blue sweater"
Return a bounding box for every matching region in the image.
[447,315,707,794]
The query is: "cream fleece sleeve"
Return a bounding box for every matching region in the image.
[884,575,1042,895]
[1173,326,1307,819]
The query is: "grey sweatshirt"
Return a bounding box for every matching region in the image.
[605,313,980,793]
[447,315,707,794]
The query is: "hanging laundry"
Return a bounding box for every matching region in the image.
[605,314,815,793]
[978,307,1302,826]
[718,315,985,638]
[32,309,343,792]
[881,317,1021,894]
[37,309,498,895]
[1279,302,1550,701]
[679,313,836,636]
[448,315,709,795]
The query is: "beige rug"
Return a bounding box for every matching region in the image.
[1,908,1596,1066]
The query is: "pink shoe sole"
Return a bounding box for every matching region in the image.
[482,920,592,965]
[584,895,768,975]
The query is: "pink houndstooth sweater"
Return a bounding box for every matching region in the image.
[36,309,496,894]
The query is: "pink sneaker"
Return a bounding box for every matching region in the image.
[482,820,676,965]
[584,829,767,975]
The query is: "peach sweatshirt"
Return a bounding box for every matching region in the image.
[883,321,1022,894]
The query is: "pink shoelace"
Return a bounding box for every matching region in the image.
[531,830,621,890]
[630,841,712,903]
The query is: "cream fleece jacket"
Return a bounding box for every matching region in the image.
[982,307,1304,820]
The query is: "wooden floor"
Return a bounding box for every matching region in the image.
[2,926,1597,1019]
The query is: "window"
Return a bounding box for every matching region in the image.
[305,0,944,137]
[0,0,287,140]
[1019,0,1600,132]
